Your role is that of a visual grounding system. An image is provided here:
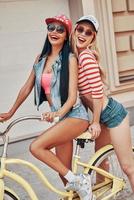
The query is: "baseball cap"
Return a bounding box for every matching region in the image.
[45,14,72,34]
[76,15,99,32]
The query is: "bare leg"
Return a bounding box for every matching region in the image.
[95,124,111,182]
[95,124,111,151]
[110,115,134,191]
[30,118,88,176]
[56,141,73,185]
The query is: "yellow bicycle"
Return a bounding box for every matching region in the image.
[0,115,133,200]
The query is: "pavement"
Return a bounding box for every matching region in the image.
[1,126,134,200]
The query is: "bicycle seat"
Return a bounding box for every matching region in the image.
[76,131,92,140]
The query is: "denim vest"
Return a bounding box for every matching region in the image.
[33,54,62,110]
[33,53,82,112]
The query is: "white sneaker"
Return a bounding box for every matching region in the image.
[65,174,93,200]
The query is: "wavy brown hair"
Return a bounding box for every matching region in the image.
[71,23,108,87]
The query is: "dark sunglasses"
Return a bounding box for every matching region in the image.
[47,23,65,34]
[76,26,93,36]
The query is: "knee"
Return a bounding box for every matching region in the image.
[29,139,50,157]
[29,141,40,157]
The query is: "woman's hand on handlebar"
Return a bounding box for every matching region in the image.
[0,112,13,123]
[41,112,60,123]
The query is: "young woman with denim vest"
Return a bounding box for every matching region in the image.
[72,15,134,191]
[0,15,96,200]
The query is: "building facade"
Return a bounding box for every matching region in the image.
[0,0,134,140]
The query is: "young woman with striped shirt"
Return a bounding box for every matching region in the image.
[72,15,134,191]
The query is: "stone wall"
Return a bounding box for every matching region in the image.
[112,0,134,82]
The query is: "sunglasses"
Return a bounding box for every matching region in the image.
[47,23,65,34]
[76,26,93,36]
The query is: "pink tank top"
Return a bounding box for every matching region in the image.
[41,73,52,94]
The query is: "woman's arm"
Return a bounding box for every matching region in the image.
[0,55,41,122]
[80,51,103,138]
[89,98,102,138]
[8,69,35,115]
[0,66,36,122]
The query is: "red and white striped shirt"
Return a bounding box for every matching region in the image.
[78,49,103,99]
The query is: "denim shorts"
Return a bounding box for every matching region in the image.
[51,103,89,121]
[100,97,128,128]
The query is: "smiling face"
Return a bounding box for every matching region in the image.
[47,22,67,47]
[74,21,96,53]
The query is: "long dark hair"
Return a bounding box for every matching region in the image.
[39,35,71,106]
[39,36,51,60]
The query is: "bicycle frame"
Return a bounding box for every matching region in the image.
[0,158,75,200]
[72,144,125,199]
[0,116,126,200]
[0,116,74,200]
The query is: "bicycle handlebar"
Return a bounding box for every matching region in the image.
[0,115,60,158]
[0,115,60,137]
[0,115,42,137]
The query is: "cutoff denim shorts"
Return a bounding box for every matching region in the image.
[100,97,128,128]
[51,103,89,121]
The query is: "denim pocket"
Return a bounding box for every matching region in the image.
[100,98,128,128]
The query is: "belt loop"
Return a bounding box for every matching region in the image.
[107,97,112,109]
[107,105,111,109]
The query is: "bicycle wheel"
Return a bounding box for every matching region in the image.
[4,190,18,200]
[89,146,134,200]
